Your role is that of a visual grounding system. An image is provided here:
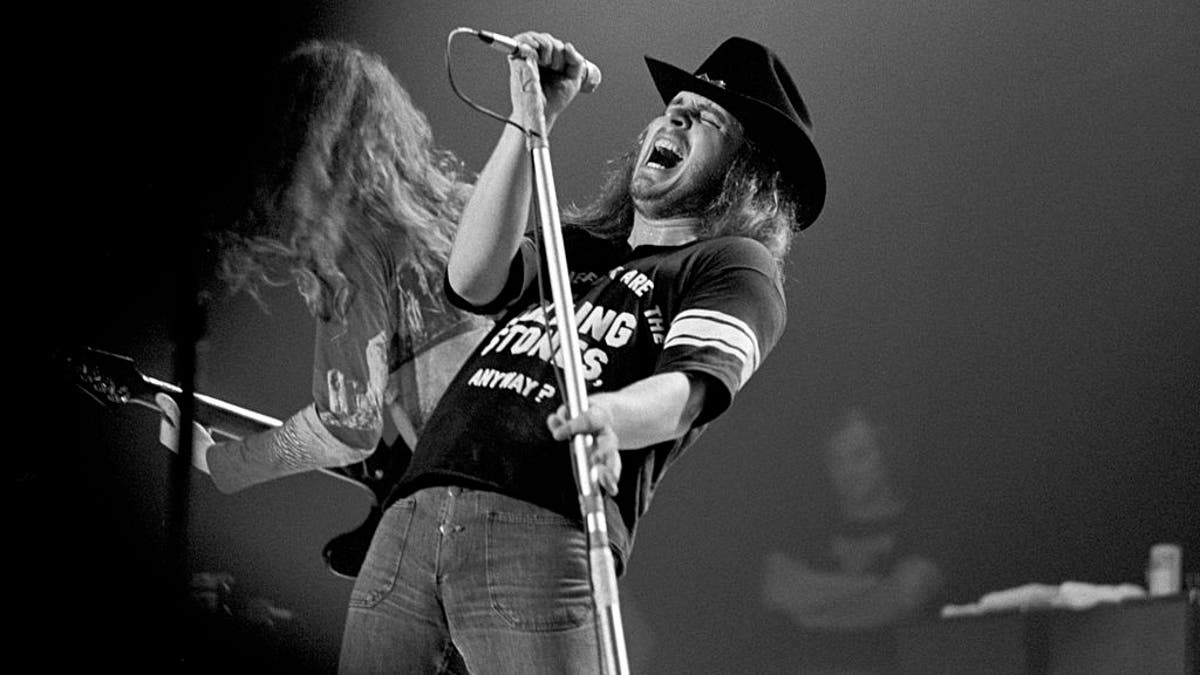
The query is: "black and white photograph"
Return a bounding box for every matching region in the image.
[21,1,1198,672]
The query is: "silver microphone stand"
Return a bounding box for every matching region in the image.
[519,59,631,675]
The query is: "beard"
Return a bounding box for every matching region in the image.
[629,167,725,220]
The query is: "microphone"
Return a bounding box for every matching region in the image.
[465,28,602,93]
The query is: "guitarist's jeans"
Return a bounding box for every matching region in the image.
[339,486,600,674]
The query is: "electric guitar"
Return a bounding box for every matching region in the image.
[58,345,405,580]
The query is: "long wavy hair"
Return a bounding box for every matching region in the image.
[564,134,804,277]
[220,41,471,326]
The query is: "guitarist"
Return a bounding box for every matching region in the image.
[157,41,488,501]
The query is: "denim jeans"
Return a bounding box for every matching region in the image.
[339,486,600,674]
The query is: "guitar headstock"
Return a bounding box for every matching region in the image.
[55,346,150,409]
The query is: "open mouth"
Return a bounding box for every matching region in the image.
[646,138,684,170]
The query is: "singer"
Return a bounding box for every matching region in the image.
[339,31,827,674]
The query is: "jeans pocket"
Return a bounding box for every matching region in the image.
[486,510,593,631]
[348,498,417,609]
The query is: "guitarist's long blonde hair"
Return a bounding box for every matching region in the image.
[220,41,471,326]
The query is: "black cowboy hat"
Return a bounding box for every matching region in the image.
[645,37,826,230]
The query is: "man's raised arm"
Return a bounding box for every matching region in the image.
[447,32,590,306]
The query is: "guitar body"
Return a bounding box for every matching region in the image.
[322,504,384,579]
[60,345,402,579]
[318,433,414,579]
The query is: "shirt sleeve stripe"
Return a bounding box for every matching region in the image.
[662,336,757,387]
[664,309,761,388]
[668,331,751,362]
[669,309,761,365]
[673,308,761,354]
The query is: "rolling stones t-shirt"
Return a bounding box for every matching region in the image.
[394,229,786,570]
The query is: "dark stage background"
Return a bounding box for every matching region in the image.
[22,1,1197,672]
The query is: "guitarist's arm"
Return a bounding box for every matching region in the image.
[215,405,378,494]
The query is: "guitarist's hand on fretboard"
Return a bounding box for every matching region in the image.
[156,393,216,475]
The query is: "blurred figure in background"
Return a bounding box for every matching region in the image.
[762,406,945,674]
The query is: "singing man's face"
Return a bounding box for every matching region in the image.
[631,91,745,219]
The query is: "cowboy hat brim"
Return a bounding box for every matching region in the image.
[645,56,826,230]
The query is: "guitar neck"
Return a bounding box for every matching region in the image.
[126,375,282,441]
[138,375,282,439]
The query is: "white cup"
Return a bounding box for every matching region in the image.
[1146,543,1183,596]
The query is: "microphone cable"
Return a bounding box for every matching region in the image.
[445,27,538,139]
